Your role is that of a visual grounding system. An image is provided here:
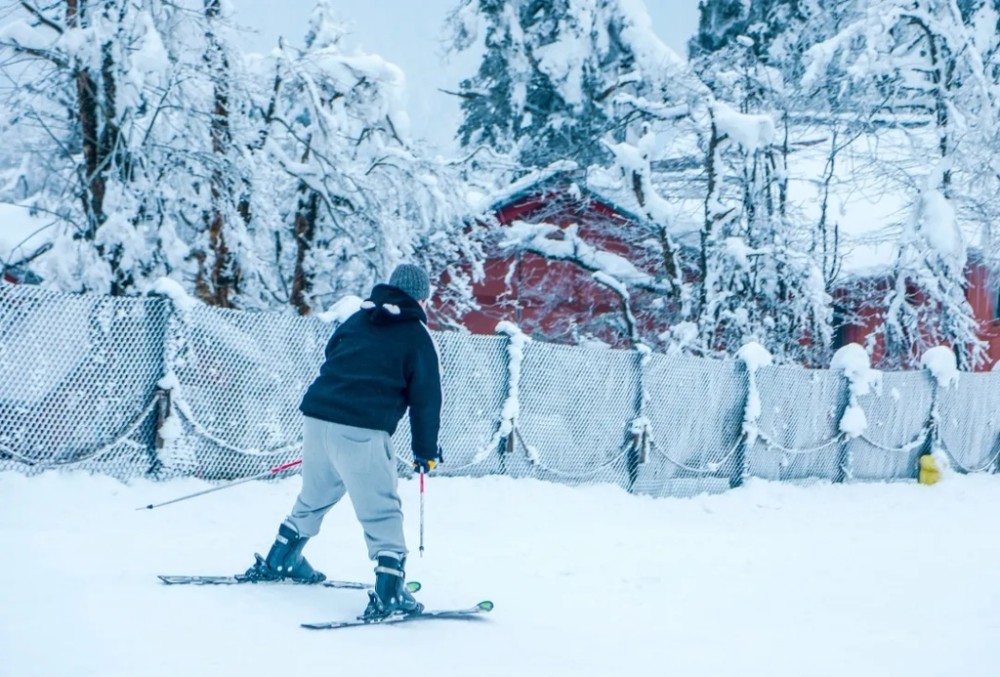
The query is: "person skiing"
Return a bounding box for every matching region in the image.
[243,263,443,619]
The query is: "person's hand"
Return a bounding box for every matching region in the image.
[413,447,443,474]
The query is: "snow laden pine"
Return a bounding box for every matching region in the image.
[447,0,692,172]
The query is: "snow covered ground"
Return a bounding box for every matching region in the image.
[2,471,1000,677]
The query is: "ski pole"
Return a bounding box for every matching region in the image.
[419,469,426,557]
[135,459,302,511]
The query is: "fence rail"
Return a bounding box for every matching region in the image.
[2,281,997,496]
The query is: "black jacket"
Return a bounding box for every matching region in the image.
[299,284,442,460]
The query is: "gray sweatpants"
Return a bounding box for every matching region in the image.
[284,416,406,560]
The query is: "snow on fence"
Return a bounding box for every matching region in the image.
[2,281,999,496]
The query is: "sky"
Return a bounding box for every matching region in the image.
[231,0,703,151]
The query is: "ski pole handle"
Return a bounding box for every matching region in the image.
[136,459,302,511]
[419,469,425,557]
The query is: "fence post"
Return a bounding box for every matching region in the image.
[834,374,851,484]
[488,322,530,477]
[145,297,174,477]
[730,362,748,489]
[732,343,777,487]
[626,345,651,493]
[147,289,189,478]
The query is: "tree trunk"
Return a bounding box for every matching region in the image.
[290,181,318,316]
[199,0,238,307]
[68,0,104,236]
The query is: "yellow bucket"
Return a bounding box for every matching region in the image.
[918,454,940,485]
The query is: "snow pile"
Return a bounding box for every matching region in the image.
[500,220,656,288]
[917,189,964,264]
[315,294,365,324]
[150,277,199,313]
[0,203,52,261]
[476,321,532,463]
[664,321,699,355]
[713,101,776,151]
[831,343,882,438]
[737,341,773,444]
[921,346,960,389]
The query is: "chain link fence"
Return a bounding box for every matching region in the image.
[3,281,999,493]
[0,283,166,476]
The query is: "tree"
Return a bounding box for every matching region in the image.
[0,0,192,294]
[0,0,270,304]
[447,0,686,172]
[259,1,481,317]
[686,19,834,364]
[802,0,996,368]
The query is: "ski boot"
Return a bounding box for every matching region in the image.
[361,554,423,620]
[241,523,326,583]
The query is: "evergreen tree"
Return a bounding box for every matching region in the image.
[448,0,677,171]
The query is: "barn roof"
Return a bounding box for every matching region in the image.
[487,163,648,229]
[481,126,988,284]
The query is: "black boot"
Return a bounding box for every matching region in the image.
[242,523,326,583]
[362,554,423,619]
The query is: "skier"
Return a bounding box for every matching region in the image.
[243,263,444,619]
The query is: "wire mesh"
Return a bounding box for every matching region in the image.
[157,304,330,480]
[512,341,638,489]
[0,283,167,479]
[745,366,847,483]
[638,352,747,498]
[5,282,1000,495]
[844,371,932,481]
[936,372,1000,473]
[391,332,509,478]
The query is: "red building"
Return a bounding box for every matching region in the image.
[431,171,1000,371]
[432,171,673,347]
[834,256,1000,371]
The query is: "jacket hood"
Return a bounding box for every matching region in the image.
[363,284,427,325]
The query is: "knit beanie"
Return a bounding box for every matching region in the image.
[388,263,430,302]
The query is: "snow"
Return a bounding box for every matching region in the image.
[481,160,579,212]
[737,341,773,444]
[831,343,882,438]
[724,236,752,270]
[315,294,364,324]
[3,470,1000,677]
[150,277,199,313]
[713,101,776,152]
[0,202,54,263]
[921,346,960,389]
[500,220,657,288]
[736,340,773,373]
[917,189,963,261]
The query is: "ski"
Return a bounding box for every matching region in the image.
[158,575,421,593]
[300,600,494,630]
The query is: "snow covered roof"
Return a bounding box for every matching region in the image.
[0,202,54,267]
[488,164,649,230]
[483,124,982,283]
